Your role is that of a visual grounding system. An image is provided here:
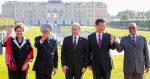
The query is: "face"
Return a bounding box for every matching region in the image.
[42,26,51,35]
[15,28,24,38]
[72,25,80,36]
[128,25,137,35]
[96,22,105,33]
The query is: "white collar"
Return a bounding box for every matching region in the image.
[73,35,79,39]
[130,34,138,38]
[12,36,27,49]
[96,32,103,36]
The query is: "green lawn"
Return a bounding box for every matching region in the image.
[0,26,150,79]
[61,26,150,42]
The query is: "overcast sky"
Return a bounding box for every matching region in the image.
[0,0,150,15]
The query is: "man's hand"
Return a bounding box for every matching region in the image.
[145,68,149,73]
[88,66,92,71]
[52,68,57,75]
[82,67,87,74]
[40,33,48,43]
[62,66,69,74]
[110,35,116,44]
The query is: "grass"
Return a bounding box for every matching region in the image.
[61,26,150,42]
[0,26,150,79]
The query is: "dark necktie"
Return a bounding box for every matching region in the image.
[74,37,77,49]
[98,34,102,48]
[132,35,136,47]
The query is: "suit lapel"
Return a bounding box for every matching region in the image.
[101,33,107,48]
[135,35,140,47]
[70,36,74,50]
[76,37,82,49]
[12,36,27,49]
[127,35,136,47]
[93,33,100,49]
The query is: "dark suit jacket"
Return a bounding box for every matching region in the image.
[116,35,150,73]
[61,35,88,73]
[1,36,33,69]
[88,32,115,72]
[33,36,58,75]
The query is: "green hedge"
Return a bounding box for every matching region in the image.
[108,20,150,30]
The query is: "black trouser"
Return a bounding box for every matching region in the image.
[124,73,144,79]
[92,65,111,79]
[65,65,82,79]
[36,72,52,79]
[8,67,27,79]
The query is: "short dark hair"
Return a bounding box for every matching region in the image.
[95,18,105,25]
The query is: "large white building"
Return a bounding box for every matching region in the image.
[2,0,108,26]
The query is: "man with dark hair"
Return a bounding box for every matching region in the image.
[88,18,116,79]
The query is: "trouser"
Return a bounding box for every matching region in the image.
[124,73,144,79]
[8,67,27,79]
[36,72,52,79]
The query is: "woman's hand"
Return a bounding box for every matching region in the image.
[22,63,29,71]
[6,27,13,36]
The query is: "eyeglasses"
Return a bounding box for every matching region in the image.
[128,27,135,29]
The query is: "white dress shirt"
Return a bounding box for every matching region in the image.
[96,32,103,43]
[73,35,79,44]
[130,34,137,42]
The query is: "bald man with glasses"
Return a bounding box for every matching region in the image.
[116,23,150,79]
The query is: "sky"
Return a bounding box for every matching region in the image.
[0,0,150,15]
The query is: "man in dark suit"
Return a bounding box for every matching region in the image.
[88,18,116,79]
[33,23,58,79]
[116,23,150,79]
[61,23,88,79]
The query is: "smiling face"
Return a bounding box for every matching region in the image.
[15,27,24,38]
[95,22,105,33]
[128,23,137,35]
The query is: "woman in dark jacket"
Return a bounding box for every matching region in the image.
[33,23,58,79]
[2,22,34,79]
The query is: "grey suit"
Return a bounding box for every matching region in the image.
[116,35,150,79]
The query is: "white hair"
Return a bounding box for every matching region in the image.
[128,22,137,28]
[72,23,81,29]
[40,23,53,32]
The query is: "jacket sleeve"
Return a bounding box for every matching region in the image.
[61,37,67,67]
[143,37,150,68]
[87,36,92,66]
[34,36,42,48]
[27,39,34,60]
[83,39,89,68]
[109,34,116,50]
[1,37,11,47]
[116,37,125,52]
[53,40,58,68]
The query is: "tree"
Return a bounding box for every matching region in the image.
[120,14,129,20]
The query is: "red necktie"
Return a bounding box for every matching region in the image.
[74,37,77,48]
[98,34,102,48]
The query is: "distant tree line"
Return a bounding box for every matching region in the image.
[109,10,150,20]
[107,20,150,31]
[107,10,150,31]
